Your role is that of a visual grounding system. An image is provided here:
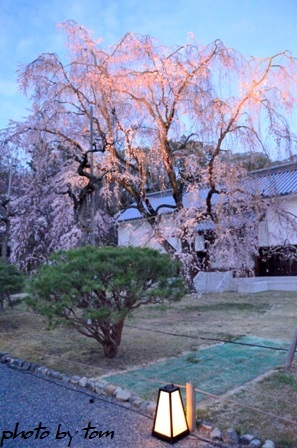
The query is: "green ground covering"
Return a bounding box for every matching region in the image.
[103,336,289,401]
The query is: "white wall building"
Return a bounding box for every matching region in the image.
[116,163,297,278]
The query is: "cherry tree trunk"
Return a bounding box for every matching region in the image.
[1,219,10,262]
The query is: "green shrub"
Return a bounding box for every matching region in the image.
[27,246,185,358]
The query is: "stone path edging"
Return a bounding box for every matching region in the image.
[199,422,276,447]
[0,352,277,448]
[0,352,156,417]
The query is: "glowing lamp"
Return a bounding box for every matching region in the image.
[152,384,190,444]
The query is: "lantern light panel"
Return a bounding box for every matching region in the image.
[152,384,190,444]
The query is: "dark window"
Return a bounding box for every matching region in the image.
[258,246,297,276]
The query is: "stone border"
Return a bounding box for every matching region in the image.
[0,352,156,417]
[199,422,276,448]
[0,352,276,448]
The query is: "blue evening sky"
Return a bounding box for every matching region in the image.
[1,0,297,130]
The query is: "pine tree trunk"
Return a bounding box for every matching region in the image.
[102,319,125,358]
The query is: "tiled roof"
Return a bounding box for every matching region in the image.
[249,162,297,197]
[117,188,216,222]
[117,163,297,222]
[117,190,175,222]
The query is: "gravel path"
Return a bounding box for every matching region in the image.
[0,363,207,448]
